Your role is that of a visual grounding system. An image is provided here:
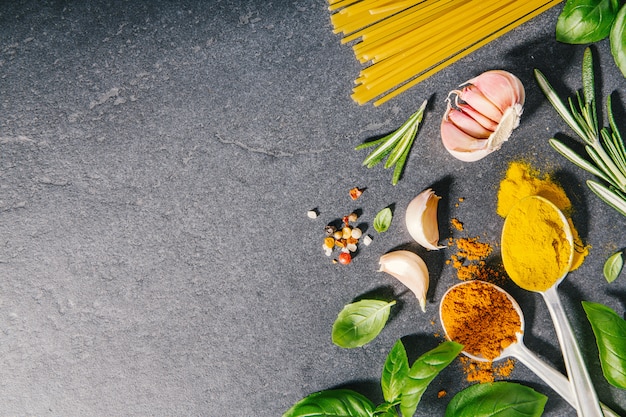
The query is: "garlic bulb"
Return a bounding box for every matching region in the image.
[441,70,525,162]
[379,250,429,312]
[406,188,445,250]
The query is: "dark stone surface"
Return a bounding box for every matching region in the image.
[0,1,624,416]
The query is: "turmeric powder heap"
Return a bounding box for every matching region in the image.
[497,161,589,270]
[440,280,522,361]
[502,196,573,292]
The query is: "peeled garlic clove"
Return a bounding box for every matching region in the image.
[441,70,525,162]
[379,250,429,312]
[405,188,446,250]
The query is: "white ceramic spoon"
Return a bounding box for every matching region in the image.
[440,281,617,417]
[502,196,604,417]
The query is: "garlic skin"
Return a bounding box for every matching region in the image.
[441,70,525,162]
[379,250,429,312]
[406,189,445,250]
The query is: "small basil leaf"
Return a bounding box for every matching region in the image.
[603,250,624,283]
[332,299,396,348]
[283,389,375,417]
[582,301,626,388]
[373,207,393,233]
[445,381,548,417]
[400,341,463,417]
[610,3,626,77]
[381,339,409,403]
[556,0,620,44]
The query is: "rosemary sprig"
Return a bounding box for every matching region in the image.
[356,100,427,185]
[534,47,626,217]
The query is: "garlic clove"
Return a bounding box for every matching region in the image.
[444,144,494,163]
[455,102,499,131]
[456,85,503,123]
[405,188,446,250]
[486,103,523,150]
[445,108,492,139]
[441,120,489,151]
[466,70,525,112]
[379,250,429,312]
[441,70,525,162]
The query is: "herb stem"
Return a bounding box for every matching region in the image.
[357,100,427,185]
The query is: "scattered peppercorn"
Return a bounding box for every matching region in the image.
[349,187,364,200]
[321,210,366,264]
[338,252,352,265]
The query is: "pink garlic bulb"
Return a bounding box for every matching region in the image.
[441,70,525,162]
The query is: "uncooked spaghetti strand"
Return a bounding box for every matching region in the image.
[356,0,515,89]
[330,0,398,34]
[341,0,450,44]
[369,0,562,105]
[339,0,446,43]
[353,0,536,102]
[371,0,424,14]
[353,0,460,61]
[357,0,489,64]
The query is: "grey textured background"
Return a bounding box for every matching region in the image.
[1,1,625,416]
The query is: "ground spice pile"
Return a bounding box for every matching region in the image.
[441,280,522,360]
[441,280,522,383]
[447,235,504,283]
[497,160,590,270]
[460,357,515,382]
[502,196,573,292]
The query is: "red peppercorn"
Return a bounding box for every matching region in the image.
[337,252,352,265]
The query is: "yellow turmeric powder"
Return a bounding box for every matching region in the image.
[441,280,522,360]
[502,196,572,292]
[497,161,589,270]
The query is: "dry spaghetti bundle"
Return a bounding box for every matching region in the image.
[329,0,562,106]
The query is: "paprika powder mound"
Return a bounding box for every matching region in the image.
[441,280,522,361]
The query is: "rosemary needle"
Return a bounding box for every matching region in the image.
[356,100,427,185]
[535,47,626,217]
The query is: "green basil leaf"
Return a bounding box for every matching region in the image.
[381,339,409,403]
[283,389,375,417]
[556,0,620,44]
[582,301,626,388]
[400,341,463,417]
[603,250,624,282]
[610,3,626,77]
[373,402,399,417]
[373,207,393,233]
[332,299,396,348]
[445,381,547,417]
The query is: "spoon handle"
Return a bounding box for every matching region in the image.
[512,343,619,417]
[542,287,604,417]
